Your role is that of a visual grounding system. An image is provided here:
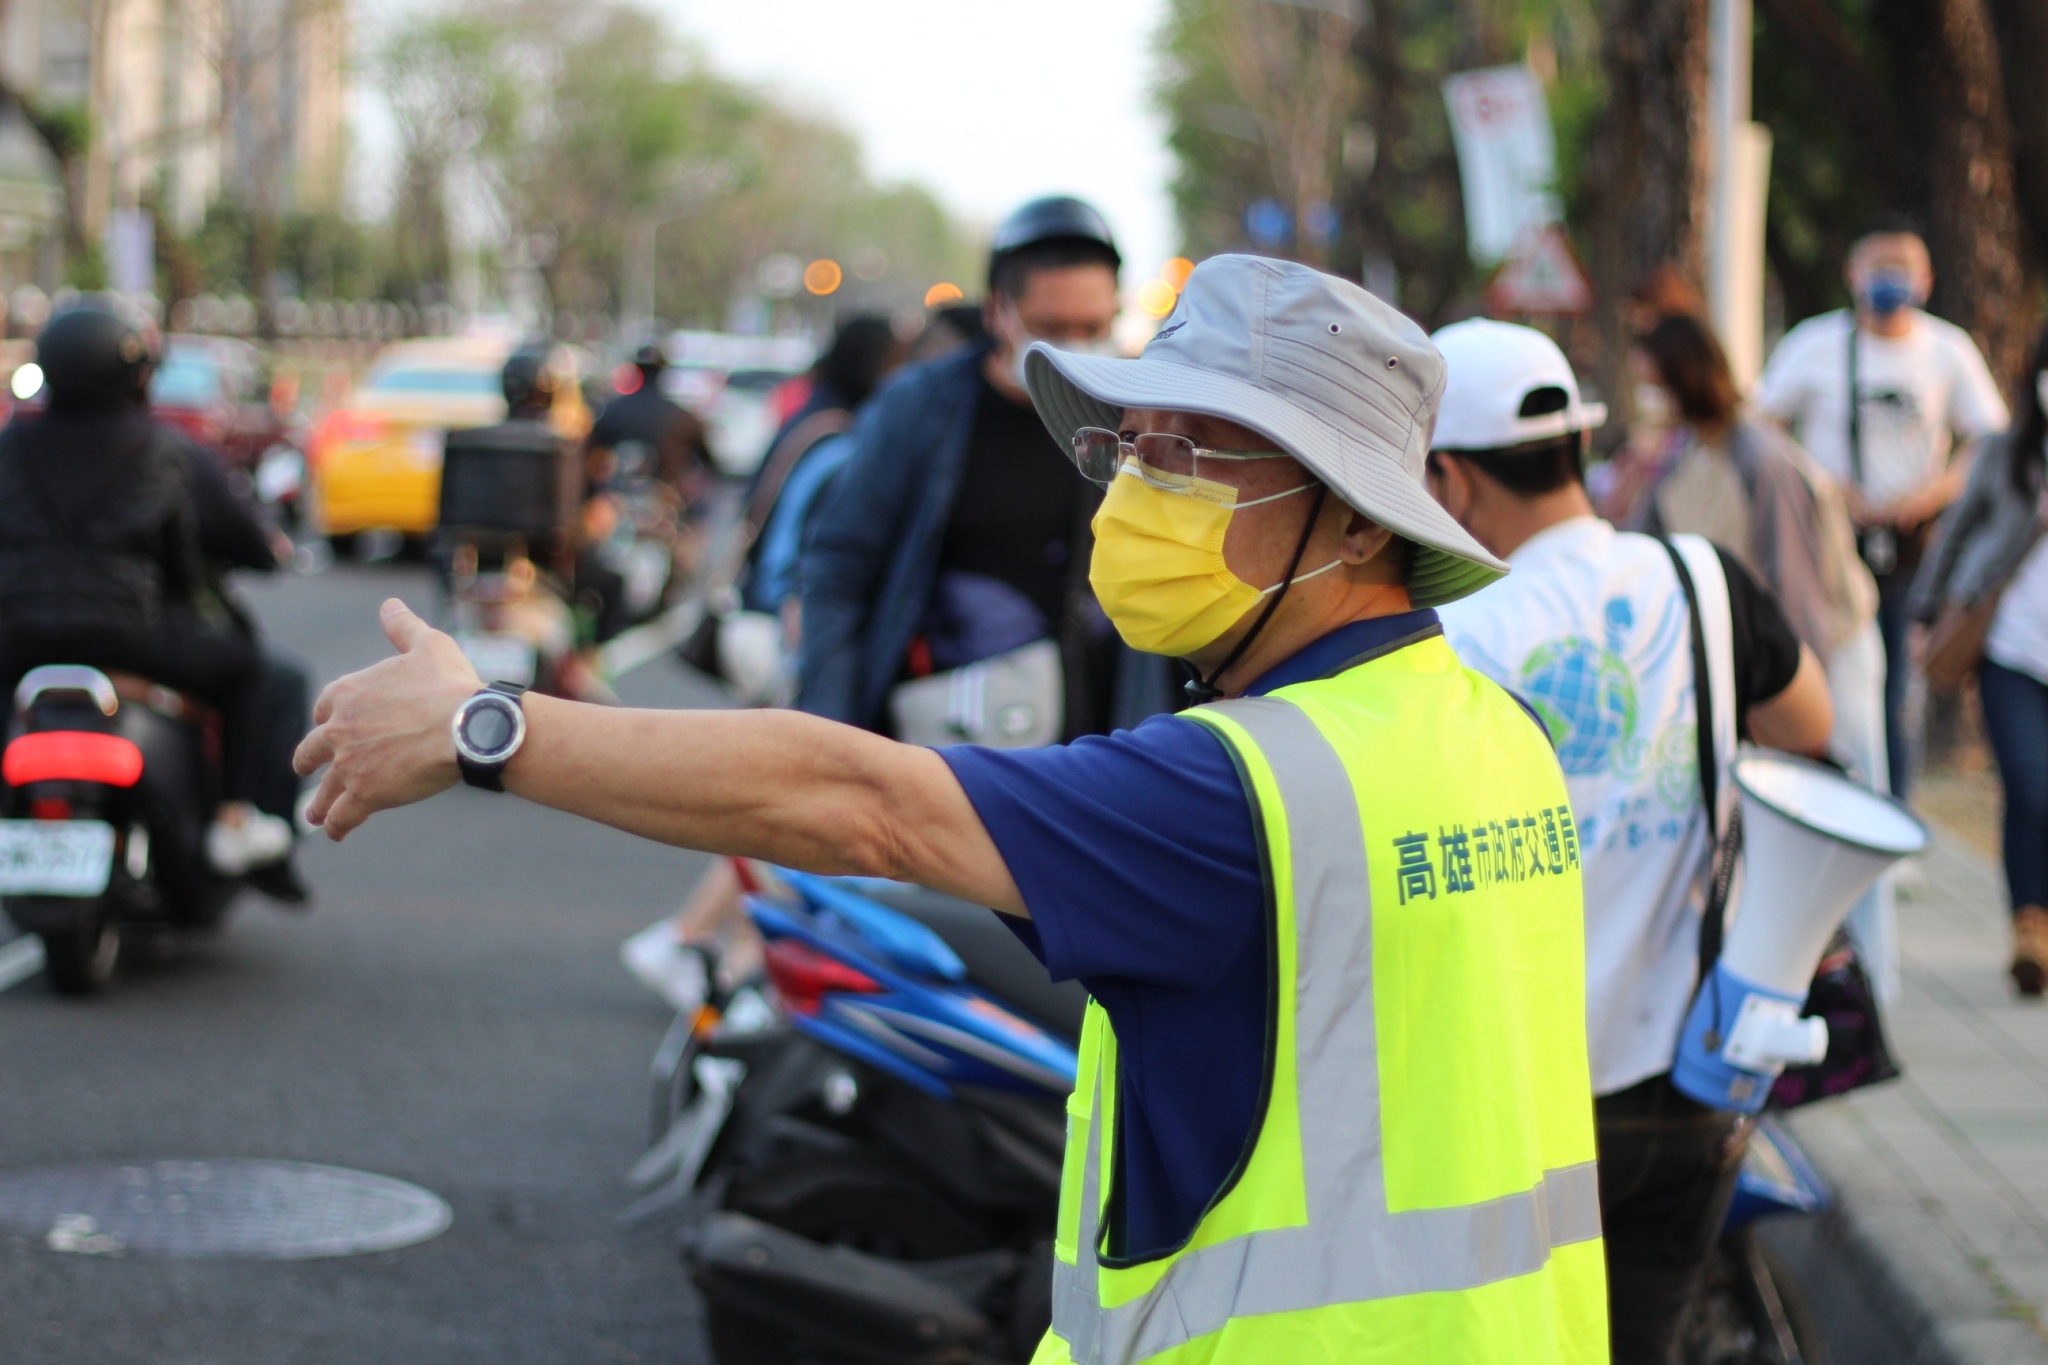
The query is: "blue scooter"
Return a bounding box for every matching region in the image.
[634,864,1082,1365]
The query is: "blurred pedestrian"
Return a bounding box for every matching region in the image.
[1429,319,1833,1365]
[905,302,986,364]
[1631,312,1899,993]
[626,315,911,1009]
[798,195,1178,743]
[1910,322,2048,995]
[1589,267,1709,524]
[1757,215,2008,800]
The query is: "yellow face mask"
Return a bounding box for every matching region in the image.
[1088,460,1334,657]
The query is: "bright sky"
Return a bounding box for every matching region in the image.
[656,0,1179,294]
[354,0,1181,310]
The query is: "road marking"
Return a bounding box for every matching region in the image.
[0,935,45,992]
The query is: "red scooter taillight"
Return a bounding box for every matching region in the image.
[763,940,882,1014]
[2,731,145,788]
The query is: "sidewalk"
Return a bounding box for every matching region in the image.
[1766,831,2048,1364]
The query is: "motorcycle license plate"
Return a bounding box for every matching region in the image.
[455,632,537,688]
[0,820,116,896]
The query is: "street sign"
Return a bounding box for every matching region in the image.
[1442,65,1563,266]
[1487,225,1593,315]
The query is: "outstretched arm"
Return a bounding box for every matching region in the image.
[293,599,1026,916]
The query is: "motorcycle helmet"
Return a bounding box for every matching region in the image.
[987,196,1121,294]
[501,344,560,416]
[38,304,154,410]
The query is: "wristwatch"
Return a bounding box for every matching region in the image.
[452,682,529,791]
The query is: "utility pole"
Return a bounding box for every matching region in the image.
[1705,0,1773,387]
[618,161,736,344]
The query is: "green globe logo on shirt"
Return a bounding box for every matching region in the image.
[1517,599,1641,776]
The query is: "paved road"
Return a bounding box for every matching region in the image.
[0,561,722,1364]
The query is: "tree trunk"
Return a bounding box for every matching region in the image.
[1582,0,1711,441]
[1981,0,2048,270]
[1874,0,2033,385]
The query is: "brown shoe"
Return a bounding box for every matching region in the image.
[2014,906,2048,997]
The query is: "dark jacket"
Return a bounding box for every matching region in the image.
[0,410,277,639]
[796,342,1178,733]
[797,344,987,728]
[0,412,200,632]
[1910,430,2042,621]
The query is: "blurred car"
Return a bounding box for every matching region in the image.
[307,337,592,543]
[148,335,295,470]
[661,331,813,475]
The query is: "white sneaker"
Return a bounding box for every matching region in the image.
[622,921,710,1012]
[207,809,295,876]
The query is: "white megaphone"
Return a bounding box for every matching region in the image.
[1671,751,1928,1113]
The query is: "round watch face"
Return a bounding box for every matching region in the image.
[458,696,521,760]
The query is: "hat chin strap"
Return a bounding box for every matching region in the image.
[1183,484,1328,704]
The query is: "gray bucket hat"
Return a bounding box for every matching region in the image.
[1023,254,1508,607]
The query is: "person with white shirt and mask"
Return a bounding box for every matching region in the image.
[1427,320,1835,1364]
[1757,215,2009,804]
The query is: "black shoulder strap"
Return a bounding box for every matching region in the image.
[1846,320,1864,490]
[1661,537,1741,985]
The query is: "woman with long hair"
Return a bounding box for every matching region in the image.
[1911,321,2048,994]
[1630,313,1898,994]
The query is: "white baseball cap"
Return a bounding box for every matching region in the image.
[1023,254,1509,608]
[1428,318,1607,452]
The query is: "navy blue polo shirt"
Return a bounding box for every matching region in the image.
[939,610,1441,1259]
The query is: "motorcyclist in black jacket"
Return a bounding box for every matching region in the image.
[0,304,296,877]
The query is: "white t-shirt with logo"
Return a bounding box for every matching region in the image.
[1757,309,2007,506]
[1439,517,1714,1096]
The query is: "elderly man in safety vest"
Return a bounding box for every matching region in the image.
[294,256,1607,1364]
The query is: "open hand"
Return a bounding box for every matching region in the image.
[293,599,483,840]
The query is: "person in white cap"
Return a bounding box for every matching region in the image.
[1427,318,1834,1364]
[291,257,1607,1363]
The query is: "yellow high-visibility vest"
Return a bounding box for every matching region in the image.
[1036,633,1608,1364]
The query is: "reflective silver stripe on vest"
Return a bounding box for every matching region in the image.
[1051,695,1601,1365]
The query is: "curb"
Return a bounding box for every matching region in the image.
[1760,1100,2048,1364]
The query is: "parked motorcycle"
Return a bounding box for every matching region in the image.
[2,665,252,992]
[632,865,1083,1365]
[585,436,691,628]
[443,538,612,702]
[437,419,616,704]
[1683,1114,1829,1364]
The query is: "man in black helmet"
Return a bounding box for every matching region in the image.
[799,195,1174,740]
[586,341,710,503]
[0,304,298,879]
[440,343,582,580]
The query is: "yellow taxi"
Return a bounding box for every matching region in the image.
[308,337,592,541]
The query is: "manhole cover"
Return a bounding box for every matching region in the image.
[0,1160,452,1259]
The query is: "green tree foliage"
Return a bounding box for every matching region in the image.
[1156,0,1603,328]
[159,0,973,329]
[1160,0,2039,385]
[372,0,974,326]
[376,11,523,305]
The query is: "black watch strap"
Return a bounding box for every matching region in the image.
[457,682,529,792]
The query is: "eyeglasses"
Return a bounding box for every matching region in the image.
[1070,427,1291,486]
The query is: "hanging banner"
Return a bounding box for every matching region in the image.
[1442,65,1562,266]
